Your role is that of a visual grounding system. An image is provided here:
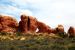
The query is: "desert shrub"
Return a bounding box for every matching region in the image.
[0,32,7,35]
[52,37,64,45]
[58,32,68,38]
[68,46,75,50]
[50,45,67,50]
[16,32,23,36]
[0,33,75,50]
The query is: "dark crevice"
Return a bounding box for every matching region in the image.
[27,16,30,31]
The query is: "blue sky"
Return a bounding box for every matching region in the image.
[0,0,75,31]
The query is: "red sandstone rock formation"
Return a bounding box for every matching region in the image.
[37,21,52,33]
[28,16,37,33]
[19,15,37,34]
[50,25,67,38]
[0,15,18,34]
[51,28,57,34]
[19,14,52,34]
[68,26,75,37]
[19,15,28,33]
[56,25,64,33]
[50,25,64,34]
[0,24,2,31]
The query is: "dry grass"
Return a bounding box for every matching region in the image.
[0,32,75,50]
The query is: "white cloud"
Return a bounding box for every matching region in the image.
[20,10,33,16]
[0,0,75,31]
[0,5,33,21]
[0,13,14,17]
